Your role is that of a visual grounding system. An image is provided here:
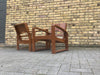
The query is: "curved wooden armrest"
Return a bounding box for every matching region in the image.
[32,27,50,34]
[52,25,68,34]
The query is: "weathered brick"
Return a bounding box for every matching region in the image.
[5,0,100,46]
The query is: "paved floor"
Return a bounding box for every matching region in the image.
[0,47,100,75]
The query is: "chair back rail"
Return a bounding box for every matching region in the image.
[14,23,31,41]
[52,23,67,36]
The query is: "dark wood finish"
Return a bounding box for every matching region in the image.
[32,28,35,52]
[32,23,68,54]
[14,23,32,51]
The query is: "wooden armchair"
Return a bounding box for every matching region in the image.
[14,23,32,51]
[32,23,68,54]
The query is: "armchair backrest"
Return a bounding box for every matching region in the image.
[52,23,67,36]
[53,23,67,31]
[14,23,31,41]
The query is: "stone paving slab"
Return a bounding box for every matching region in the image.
[0,47,100,75]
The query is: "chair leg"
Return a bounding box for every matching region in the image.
[46,41,50,49]
[32,41,35,52]
[46,41,48,49]
[51,40,56,54]
[32,28,36,52]
[48,41,51,49]
[17,42,19,50]
[29,41,32,51]
[65,37,68,51]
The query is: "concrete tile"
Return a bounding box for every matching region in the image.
[82,72,94,75]
[0,47,99,75]
[70,68,92,73]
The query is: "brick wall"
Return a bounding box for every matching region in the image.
[5,0,100,46]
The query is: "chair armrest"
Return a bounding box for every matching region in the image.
[52,25,68,34]
[32,27,50,34]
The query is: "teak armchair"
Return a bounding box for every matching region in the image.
[14,23,32,51]
[32,23,68,54]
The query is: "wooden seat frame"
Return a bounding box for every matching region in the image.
[14,23,32,51]
[32,23,68,54]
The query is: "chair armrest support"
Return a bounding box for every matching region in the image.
[32,27,50,34]
[52,25,68,35]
